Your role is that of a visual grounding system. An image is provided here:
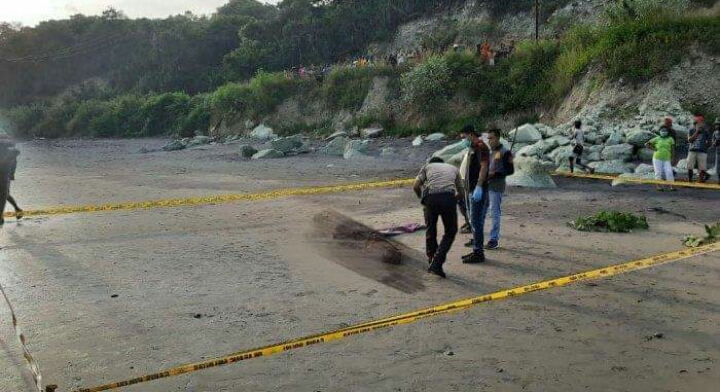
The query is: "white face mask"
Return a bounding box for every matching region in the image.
[481,133,489,144]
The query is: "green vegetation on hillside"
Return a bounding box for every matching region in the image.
[1,0,718,139]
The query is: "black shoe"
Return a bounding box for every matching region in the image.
[460,224,472,234]
[15,209,23,220]
[464,240,474,248]
[485,241,500,250]
[427,259,446,278]
[463,252,485,264]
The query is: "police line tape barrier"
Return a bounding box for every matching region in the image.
[4,173,718,221]
[72,242,719,392]
[2,179,416,219]
[0,283,44,392]
[551,171,720,190]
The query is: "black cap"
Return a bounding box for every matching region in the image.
[462,124,480,136]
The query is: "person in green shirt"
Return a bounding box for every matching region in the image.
[645,128,676,191]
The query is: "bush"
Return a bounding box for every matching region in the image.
[66,100,110,136]
[570,211,649,233]
[1,103,47,138]
[180,94,212,137]
[141,92,192,136]
[324,66,376,111]
[401,56,452,116]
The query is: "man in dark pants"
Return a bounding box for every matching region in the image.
[414,157,463,278]
[462,126,490,264]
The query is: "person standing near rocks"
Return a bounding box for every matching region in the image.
[485,129,514,250]
[0,138,22,225]
[568,120,595,174]
[462,126,490,264]
[414,157,464,278]
[646,126,676,191]
[659,117,678,166]
[687,115,711,183]
[457,129,473,234]
[712,119,720,184]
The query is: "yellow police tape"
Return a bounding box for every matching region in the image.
[5,173,718,220]
[2,179,416,219]
[552,171,720,190]
[74,242,719,392]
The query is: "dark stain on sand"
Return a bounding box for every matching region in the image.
[309,210,426,293]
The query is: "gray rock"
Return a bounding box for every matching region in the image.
[345,139,370,154]
[626,129,655,146]
[637,147,654,162]
[380,147,397,157]
[508,124,543,144]
[516,144,541,157]
[162,140,187,151]
[270,134,304,154]
[239,145,258,158]
[412,136,424,147]
[584,132,599,144]
[447,150,467,167]
[635,163,655,175]
[546,135,571,146]
[601,144,634,162]
[425,133,447,141]
[251,149,284,160]
[360,127,384,139]
[676,158,688,171]
[534,123,555,138]
[321,137,348,156]
[344,148,372,161]
[548,145,574,166]
[325,131,348,141]
[506,156,557,188]
[250,124,277,140]
[432,141,468,163]
[605,130,624,145]
[589,160,634,174]
[583,145,604,162]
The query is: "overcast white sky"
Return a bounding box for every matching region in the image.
[2,0,281,26]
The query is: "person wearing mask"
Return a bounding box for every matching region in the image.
[457,129,473,234]
[659,117,678,166]
[645,126,676,191]
[413,157,464,278]
[462,126,490,264]
[712,119,720,184]
[569,120,595,174]
[485,129,514,250]
[687,115,711,183]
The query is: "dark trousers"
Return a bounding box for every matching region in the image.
[423,193,458,265]
[457,194,471,228]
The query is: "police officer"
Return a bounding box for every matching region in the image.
[414,157,464,278]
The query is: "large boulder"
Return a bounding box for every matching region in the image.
[250,124,277,140]
[506,156,557,188]
[425,133,447,141]
[548,145,574,166]
[321,137,348,156]
[447,150,467,167]
[508,124,542,144]
[380,147,397,157]
[251,149,284,160]
[589,160,634,174]
[239,145,258,158]
[546,135,571,146]
[432,141,468,162]
[187,135,213,147]
[412,136,424,147]
[626,129,655,146]
[325,131,348,141]
[344,148,372,161]
[345,139,370,154]
[605,130,624,145]
[637,147,654,162]
[360,127,383,139]
[583,145,604,162]
[163,140,187,151]
[270,134,304,154]
[601,144,634,162]
[635,163,655,175]
[534,123,555,138]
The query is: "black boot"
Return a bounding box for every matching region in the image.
[428,258,446,278]
[688,170,694,182]
[462,252,485,264]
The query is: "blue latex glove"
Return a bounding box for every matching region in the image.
[471,186,483,202]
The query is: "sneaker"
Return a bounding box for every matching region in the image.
[464,240,474,248]
[485,241,500,250]
[462,252,485,264]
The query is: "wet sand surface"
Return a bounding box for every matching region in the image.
[1,138,719,392]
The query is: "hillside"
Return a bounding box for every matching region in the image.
[0,0,719,140]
